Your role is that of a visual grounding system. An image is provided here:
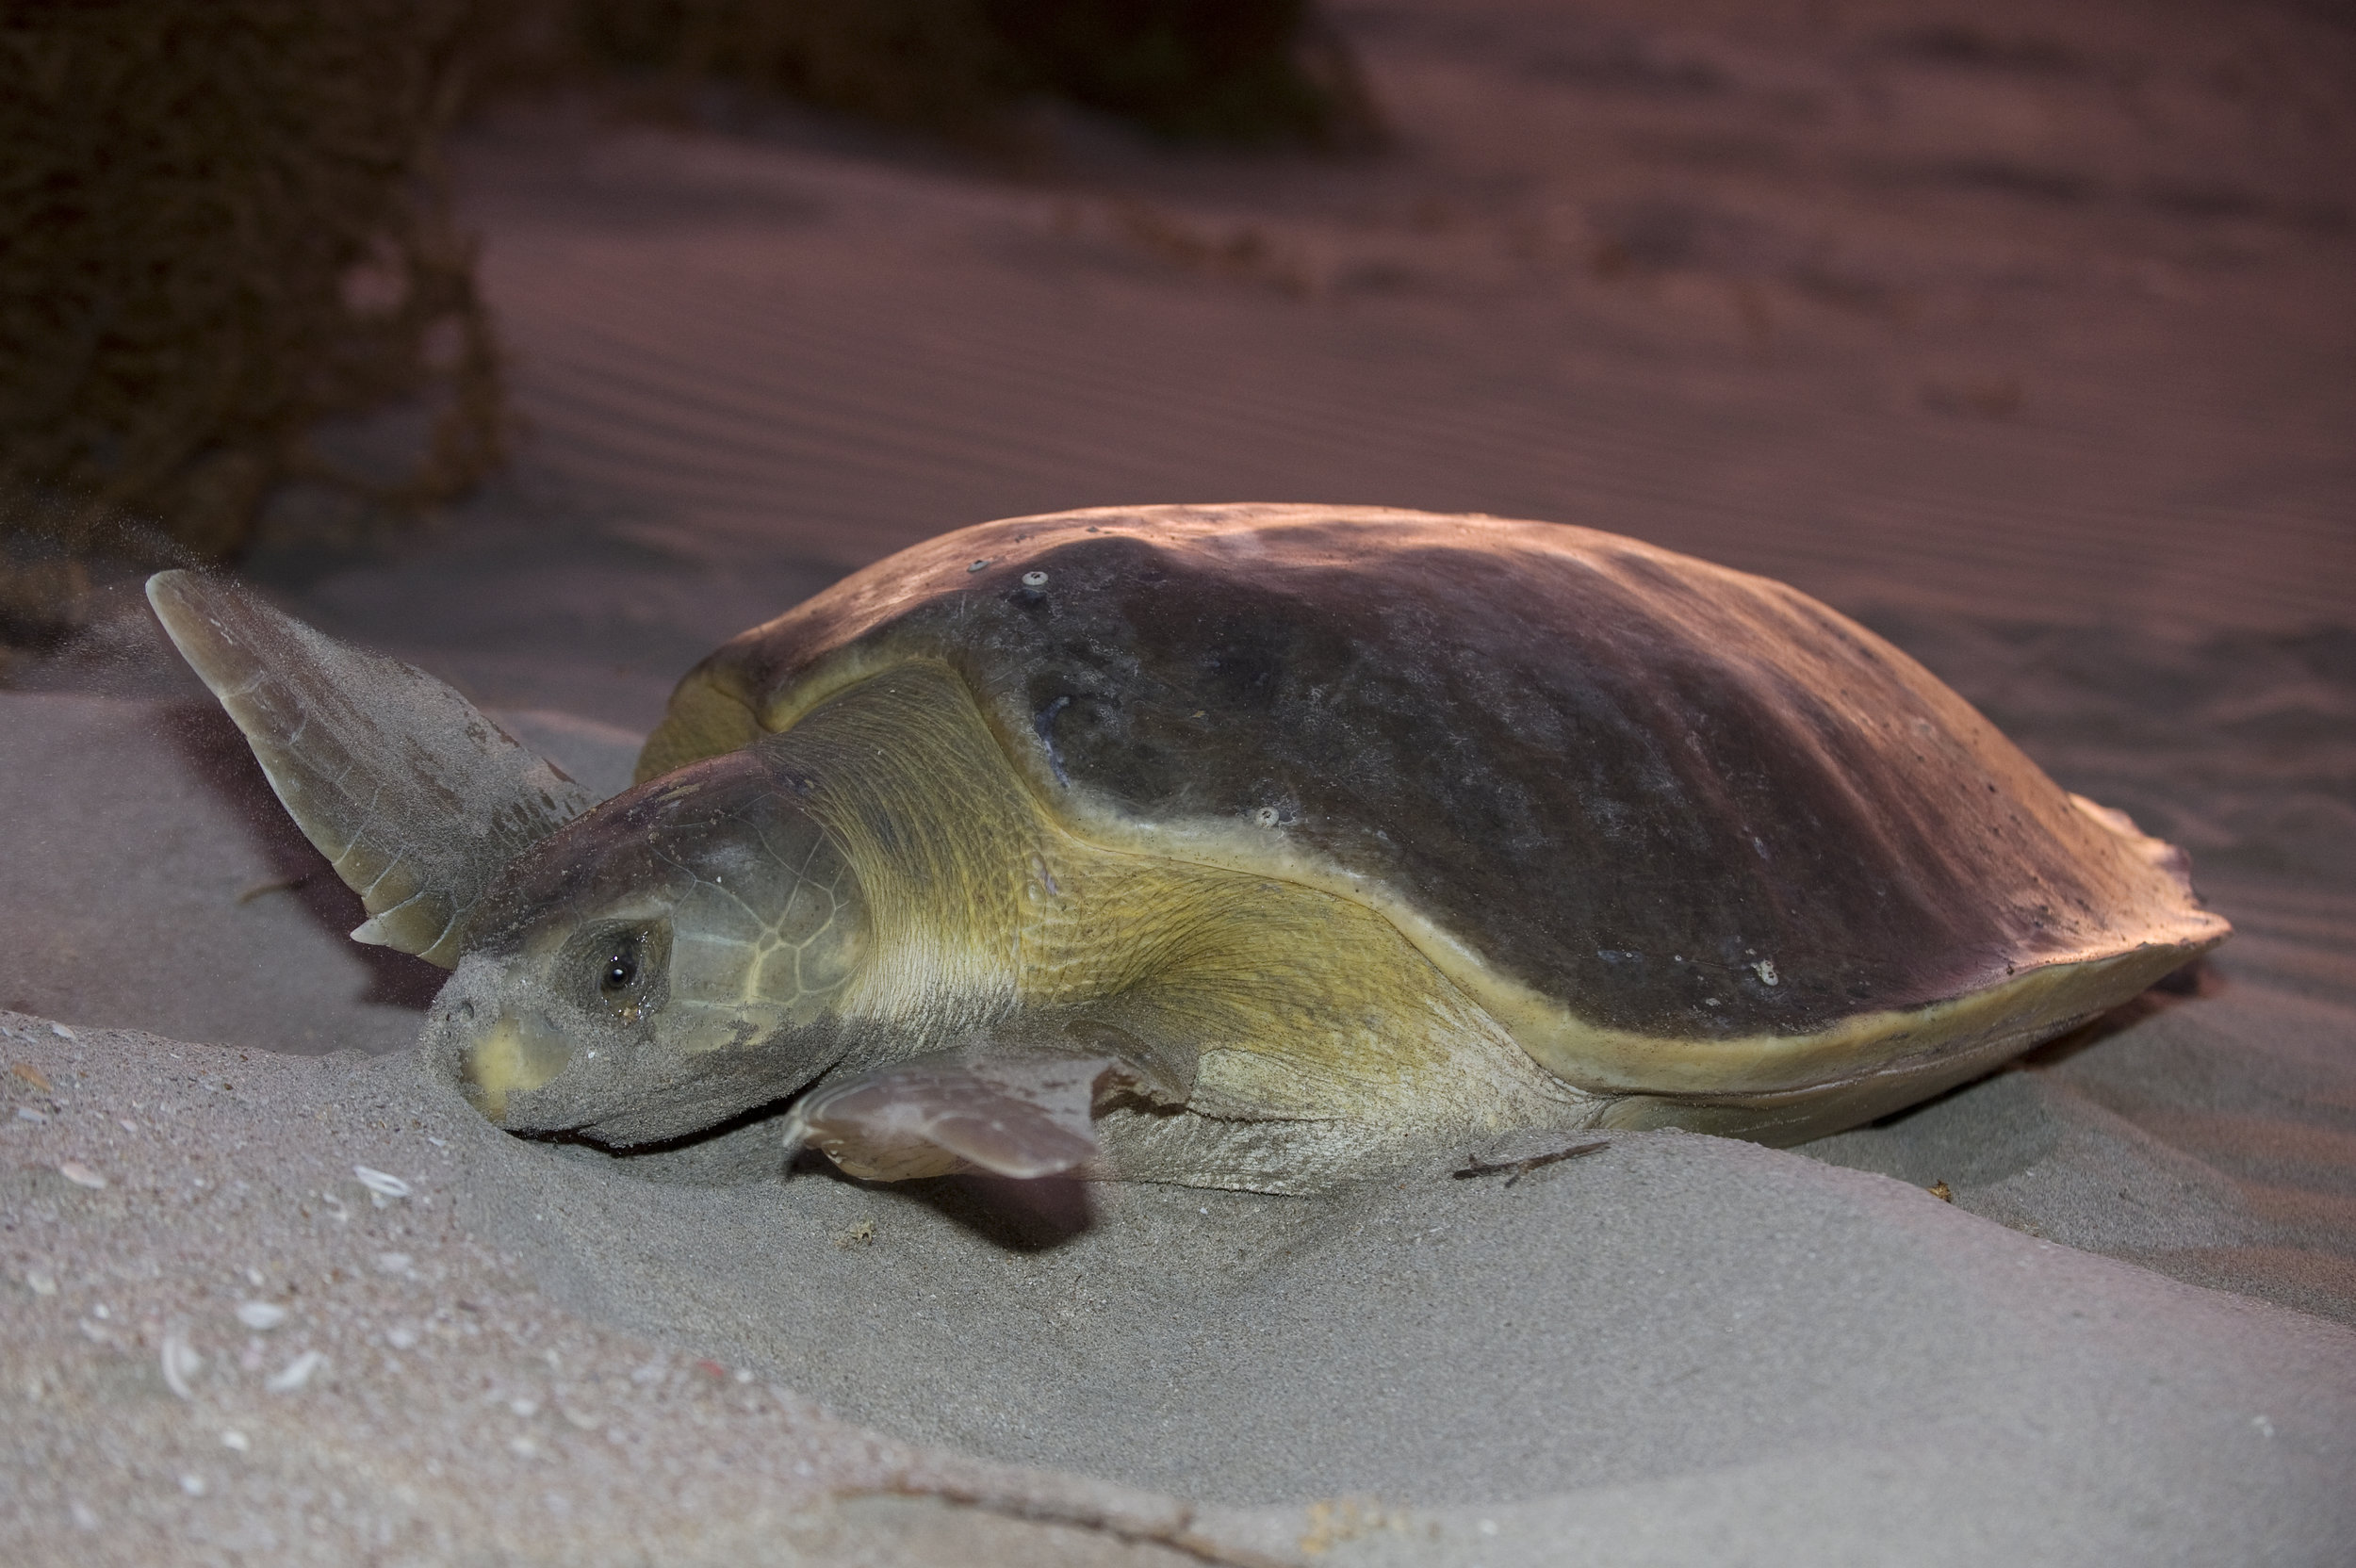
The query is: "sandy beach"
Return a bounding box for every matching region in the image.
[7,1,2355,1562]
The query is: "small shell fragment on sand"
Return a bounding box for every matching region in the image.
[11,1061,54,1091]
[376,1252,414,1275]
[220,1430,250,1452]
[265,1350,325,1394]
[49,1023,75,1040]
[160,1331,203,1400]
[25,1272,57,1296]
[235,1301,288,1331]
[354,1166,413,1208]
[57,1162,106,1189]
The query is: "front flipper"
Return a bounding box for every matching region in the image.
[780,1054,1132,1182]
[146,571,593,966]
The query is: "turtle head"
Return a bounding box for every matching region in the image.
[428,747,873,1145]
[144,570,875,1149]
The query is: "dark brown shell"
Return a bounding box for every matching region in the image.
[641,505,2222,1044]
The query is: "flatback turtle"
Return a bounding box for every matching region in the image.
[149,505,2227,1193]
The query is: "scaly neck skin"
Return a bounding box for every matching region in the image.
[755,661,1040,1056]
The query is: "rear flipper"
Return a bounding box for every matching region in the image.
[780,1053,1141,1182]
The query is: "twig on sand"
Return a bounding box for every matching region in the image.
[236,874,311,905]
[1452,1140,1609,1188]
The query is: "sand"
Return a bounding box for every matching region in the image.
[7,0,2355,1562]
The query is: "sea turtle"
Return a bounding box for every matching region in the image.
[149,504,2227,1193]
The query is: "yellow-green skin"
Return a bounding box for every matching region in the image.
[458,660,1584,1190]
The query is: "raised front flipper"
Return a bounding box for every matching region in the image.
[780,1053,1134,1182]
[146,571,592,967]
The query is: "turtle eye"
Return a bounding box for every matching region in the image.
[581,923,667,1019]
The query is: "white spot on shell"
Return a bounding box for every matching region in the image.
[266,1350,325,1394]
[967,558,990,573]
[353,1166,411,1200]
[1753,959,1779,986]
[236,1301,287,1331]
[160,1331,203,1399]
[57,1162,106,1190]
[1253,807,1281,828]
[1023,570,1049,586]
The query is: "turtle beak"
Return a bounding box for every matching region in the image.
[461,1010,574,1122]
